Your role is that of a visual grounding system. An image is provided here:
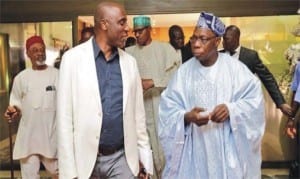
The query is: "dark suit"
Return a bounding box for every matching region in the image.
[220,46,285,107]
[181,41,193,63]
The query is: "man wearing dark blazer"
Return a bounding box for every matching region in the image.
[220,25,292,116]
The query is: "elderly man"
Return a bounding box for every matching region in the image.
[57,2,153,179]
[4,35,59,179]
[126,15,180,179]
[158,12,265,178]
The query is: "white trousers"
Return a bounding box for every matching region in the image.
[20,154,58,179]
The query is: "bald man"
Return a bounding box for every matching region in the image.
[221,25,291,116]
[57,1,153,178]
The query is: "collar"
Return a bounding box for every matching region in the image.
[92,37,118,60]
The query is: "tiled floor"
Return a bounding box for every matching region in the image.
[0,168,291,179]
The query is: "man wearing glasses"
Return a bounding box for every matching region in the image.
[158,12,265,178]
[126,15,181,179]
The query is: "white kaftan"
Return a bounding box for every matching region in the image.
[126,40,181,178]
[10,67,58,159]
[159,53,265,179]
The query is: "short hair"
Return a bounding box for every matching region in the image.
[226,25,240,37]
[168,25,183,39]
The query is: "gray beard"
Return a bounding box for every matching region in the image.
[36,60,46,66]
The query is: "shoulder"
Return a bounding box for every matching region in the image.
[18,68,34,76]
[125,45,136,53]
[65,39,93,57]
[12,68,33,84]
[119,48,134,58]
[64,43,86,56]
[153,40,173,49]
[241,46,258,56]
[47,66,58,71]
[119,49,137,64]
[176,57,197,74]
[219,53,249,71]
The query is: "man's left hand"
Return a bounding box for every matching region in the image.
[279,103,292,116]
[210,104,229,123]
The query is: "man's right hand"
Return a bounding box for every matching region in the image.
[4,106,20,121]
[285,118,297,139]
[184,107,210,126]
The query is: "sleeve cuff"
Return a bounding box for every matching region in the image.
[139,148,153,175]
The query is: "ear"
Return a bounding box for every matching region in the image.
[100,19,109,30]
[215,37,221,47]
[26,50,30,57]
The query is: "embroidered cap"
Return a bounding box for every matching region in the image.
[196,12,225,36]
[26,35,45,51]
[133,15,151,30]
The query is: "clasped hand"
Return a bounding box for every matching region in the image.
[4,106,21,121]
[285,119,297,139]
[185,104,229,126]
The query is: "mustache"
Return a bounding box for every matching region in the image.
[37,56,46,61]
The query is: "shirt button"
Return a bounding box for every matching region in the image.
[96,136,99,139]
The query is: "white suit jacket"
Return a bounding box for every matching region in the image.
[57,38,153,179]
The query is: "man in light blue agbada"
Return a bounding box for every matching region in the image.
[158,12,265,179]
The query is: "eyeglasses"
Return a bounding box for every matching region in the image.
[189,35,216,45]
[133,27,147,35]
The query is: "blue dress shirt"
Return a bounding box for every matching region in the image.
[92,38,124,149]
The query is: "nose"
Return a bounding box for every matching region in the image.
[193,39,203,47]
[134,32,139,38]
[124,24,129,33]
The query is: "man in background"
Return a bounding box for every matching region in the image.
[221,25,292,116]
[4,35,59,179]
[79,26,94,44]
[168,25,187,63]
[286,60,300,177]
[126,15,180,179]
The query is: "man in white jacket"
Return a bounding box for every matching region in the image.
[57,1,153,179]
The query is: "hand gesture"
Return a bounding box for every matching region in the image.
[142,79,154,91]
[4,106,20,121]
[210,104,229,123]
[279,103,292,116]
[285,118,297,139]
[184,107,210,126]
